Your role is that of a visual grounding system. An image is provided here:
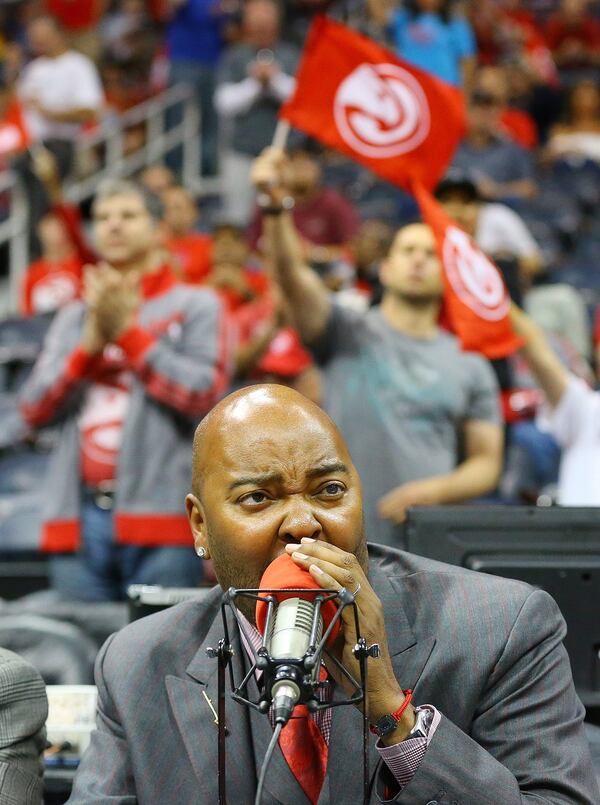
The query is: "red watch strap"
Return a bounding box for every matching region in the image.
[390,689,413,722]
[369,689,413,735]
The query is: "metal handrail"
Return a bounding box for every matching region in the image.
[2,83,203,315]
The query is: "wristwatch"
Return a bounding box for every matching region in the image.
[404,706,430,740]
[371,703,430,740]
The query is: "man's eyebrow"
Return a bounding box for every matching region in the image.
[228,472,284,491]
[306,462,348,479]
[227,463,348,491]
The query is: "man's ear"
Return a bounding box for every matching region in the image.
[185,493,209,558]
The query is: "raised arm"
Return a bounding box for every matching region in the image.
[509,304,568,409]
[252,148,331,345]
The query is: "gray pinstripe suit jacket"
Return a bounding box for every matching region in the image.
[67,544,600,804]
[0,648,48,805]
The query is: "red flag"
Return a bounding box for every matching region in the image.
[413,183,523,359]
[280,16,465,192]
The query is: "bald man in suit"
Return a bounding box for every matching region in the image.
[68,385,599,804]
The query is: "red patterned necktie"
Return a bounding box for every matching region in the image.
[278,704,328,804]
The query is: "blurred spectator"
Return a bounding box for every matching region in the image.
[545,79,600,164]
[44,0,107,61]
[15,15,103,251]
[162,185,213,284]
[165,0,233,177]
[100,58,149,114]
[253,148,503,548]
[0,648,48,805]
[1,40,26,87]
[0,76,30,168]
[350,219,393,296]
[99,1,159,111]
[525,283,591,364]
[18,145,94,319]
[215,0,298,224]
[369,0,477,88]
[282,0,338,44]
[474,66,539,150]
[18,16,103,169]
[243,323,322,405]
[435,171,543,290]
[544,0,600,75]
[511,303,600,505]
[501,323,593,501]
[207,221,268,310]
[249,146,361,271]
[452,92,538,202]
[21,210,83,316]
[18,179,235,601]
[503,59,563,141]
[101,0,149,63]
[139,163,176,196]
[333,219,393,312]
[471,0,558,86]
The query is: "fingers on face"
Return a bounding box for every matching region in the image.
[287,541,362,593]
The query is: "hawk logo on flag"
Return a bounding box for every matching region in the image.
[443,226,510,322]
[414,183,522,358]
[334,63,431,158]
[280,16,465,191]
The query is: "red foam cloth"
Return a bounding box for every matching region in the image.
[255,553,340,646]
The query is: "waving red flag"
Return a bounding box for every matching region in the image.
[280,16,465,191]
[413,183,523,359]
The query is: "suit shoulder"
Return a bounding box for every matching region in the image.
[99,592,221,679]
[370,543,534,614]
[0,648,45,682]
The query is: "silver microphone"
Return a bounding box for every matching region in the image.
[267,597,323,724]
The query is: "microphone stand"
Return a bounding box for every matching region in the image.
[206,584,380,805]
[205,638,233,805]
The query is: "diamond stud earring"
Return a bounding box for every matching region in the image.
[196,546,207,559]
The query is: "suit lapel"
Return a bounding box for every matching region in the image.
[327,560,437,803]
[166,597,256,801]
[166,594,310,805]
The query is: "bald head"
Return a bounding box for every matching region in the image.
[186,384,366,605]
[192,384,349,497]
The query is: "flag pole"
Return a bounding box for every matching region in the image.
[272,119,290,151]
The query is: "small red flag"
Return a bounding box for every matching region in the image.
[280,16,465,192]
[413,183,523,359]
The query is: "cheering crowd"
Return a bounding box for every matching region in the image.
[0,0,597,602]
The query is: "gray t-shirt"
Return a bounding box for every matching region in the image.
[314,305,501,547]
[452,137,534,185]
[217,43,299,157]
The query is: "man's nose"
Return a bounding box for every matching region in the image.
[278,499,322,543]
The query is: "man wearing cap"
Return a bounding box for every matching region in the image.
[436,170,544,294]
